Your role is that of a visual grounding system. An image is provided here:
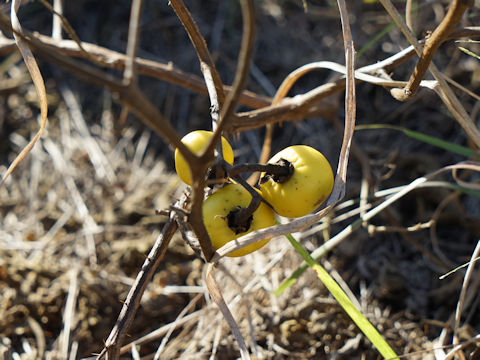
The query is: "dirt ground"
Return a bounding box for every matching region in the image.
[1,0,480,359]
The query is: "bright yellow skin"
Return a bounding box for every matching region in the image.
[260,145,334,218]
[202,184,276,257]
[174,130,234,185]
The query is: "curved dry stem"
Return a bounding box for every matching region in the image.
[444,333,480,360]
[203,0,256,159]
[169,0,225,109]
[213,0,357,260]
[1,0,49,185]
[170,0,225,137]
[330,0,356,205]
[251,61,336,184]
[185,0,256,261]
[429,192,459,268]
[453,162,480,190]
[232,80,345,132]
[214,161,480,265]
[379,0,480,148]
[206,264,250,360]
[37,0,93,59]
[453,240,480,349]
[391,0,473,101]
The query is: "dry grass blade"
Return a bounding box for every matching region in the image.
[123,0,143,85]
[452,161,480,190]
[1,0,48,185]
[114,310,208,357]
[329,0,355,204]
[309,161,480,261]
[206,264,250,360]
[60,268,79,360]
[453,240,480,350]
[153,293,204,359]
[51,0,62,40]
[444,333,480,360]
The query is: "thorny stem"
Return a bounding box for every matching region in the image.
[168,0,255,262]
[99,217,178,360]
[1,14,478,132]
[391,0,473,101]
[202,0,256,163]
[169,0,225,108]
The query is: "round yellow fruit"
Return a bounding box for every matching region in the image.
[259,145,334,218]
[175,130,234,185]
[202,183,276,257]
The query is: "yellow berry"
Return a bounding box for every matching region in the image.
[202,183,276,257]
[174,130,234,185]
[259,145,334,218]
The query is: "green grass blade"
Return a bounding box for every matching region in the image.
[439,256,480,279]
[274,264,305,295]
[355,124,476,157]
[459,47,480,60]
[280,233,399,360]
[275,182,480,295]
[357,22,396,58]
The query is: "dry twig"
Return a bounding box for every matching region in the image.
[391,0,474,101]
[99,218,178,360]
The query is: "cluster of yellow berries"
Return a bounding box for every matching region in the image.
[174,130,334,257]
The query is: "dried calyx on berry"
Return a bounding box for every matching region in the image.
[259,158,294,184]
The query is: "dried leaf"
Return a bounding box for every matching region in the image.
[1,0,49,185]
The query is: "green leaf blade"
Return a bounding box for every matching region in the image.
[280,233,399,360]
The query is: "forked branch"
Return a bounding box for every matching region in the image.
[391,0,474,101]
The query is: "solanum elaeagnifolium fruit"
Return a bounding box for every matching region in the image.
[174,130,234,185]
[202,183,276,257]
[259,145,334,218]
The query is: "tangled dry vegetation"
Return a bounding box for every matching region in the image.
[1,0,480,359]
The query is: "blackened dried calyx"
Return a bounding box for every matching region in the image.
[227,207,254,234]
[260,158,294,184]
[206,160,228,186]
